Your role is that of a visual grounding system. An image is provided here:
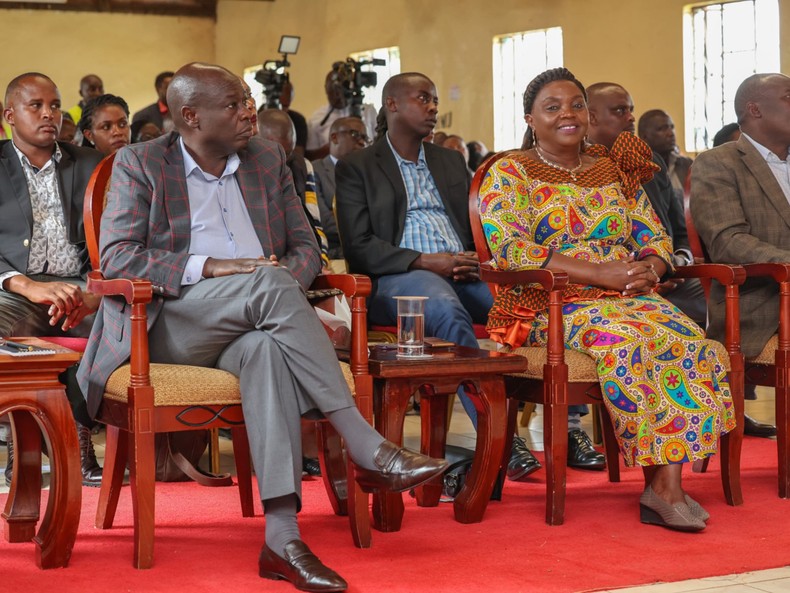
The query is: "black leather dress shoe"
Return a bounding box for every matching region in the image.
[744,414,777,438]
[353,440,448,493]
[507,435,541,482]
[567,429,606,470]
[302,457,322,477]
[4,438,12,487]
[259,540,347,592]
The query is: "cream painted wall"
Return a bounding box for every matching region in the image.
[215,0,789,153]
[0,9,214,117]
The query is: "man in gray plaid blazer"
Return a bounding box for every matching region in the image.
[691,72,790,359]
[77,63,446,592]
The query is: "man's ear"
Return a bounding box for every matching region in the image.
[181,105,199,129]
[588,109,598,125]
[747,101,761,119]
[3,106,13,126]
[385,95,397,113]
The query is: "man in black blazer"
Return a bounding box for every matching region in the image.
[0,72,104,485]
[312,116,370,262]
[335,72,544,480]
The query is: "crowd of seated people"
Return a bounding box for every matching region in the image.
[1,60,788,592]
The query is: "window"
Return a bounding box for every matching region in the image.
[492,27,563,151]
[347,46,401,110]
[242,65,265,111]
[683,0,780,152]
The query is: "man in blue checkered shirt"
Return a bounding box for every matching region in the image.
[335,72,543,482]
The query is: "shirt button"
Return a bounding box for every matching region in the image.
[23,239,29,247]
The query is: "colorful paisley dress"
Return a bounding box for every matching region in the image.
[479,134,734,466]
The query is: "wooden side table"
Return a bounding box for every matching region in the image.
[0,337,82,568]
[368,344,527,531]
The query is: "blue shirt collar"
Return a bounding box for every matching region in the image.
[386,132,427,167]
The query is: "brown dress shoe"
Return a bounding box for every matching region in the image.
[259,540,347,592]
[353,440,449,493]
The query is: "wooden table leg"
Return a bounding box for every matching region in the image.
[453,378,507,524]
[3,410,42,544]
[371,379,411,532]
[415,384,447,507]
[33,391,81,569]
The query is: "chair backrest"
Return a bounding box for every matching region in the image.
[468,151,520,292]
[683,167,712,298]
[84,152,117,272]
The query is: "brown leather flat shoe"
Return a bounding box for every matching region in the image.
[639,486,705,532]
[259,540,347,592]
[353,440,448,494]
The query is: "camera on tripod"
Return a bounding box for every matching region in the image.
[255,35,300,109]
[331,56,386,118]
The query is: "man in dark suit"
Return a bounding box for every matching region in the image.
[334,72,551,480]
[588,81,775,438]
[0,72,104,485]
[312,116,370,264]
[77,62,445,592]
[131,71,174,133]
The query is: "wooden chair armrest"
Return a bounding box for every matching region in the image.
[86,270,153,305]
[479,263,569,292]
[672,263,746,286]
[311,273,372,299]
[743,263,790,282]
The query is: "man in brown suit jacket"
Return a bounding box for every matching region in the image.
[691,72,790,359]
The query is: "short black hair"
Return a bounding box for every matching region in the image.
[155,71,175,90]
[4,72,56,105]
[712,123,741,147]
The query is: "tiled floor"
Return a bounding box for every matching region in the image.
[0,386,787,592]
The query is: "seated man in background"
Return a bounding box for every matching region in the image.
[587,81,775,438]
[77,63,447,592]
[692,72,790,436]
[336,71,568,481]
[66,73,103,126]
[132,71,175,133]
[258,108,329,269]
[638,109,693,197]
[312,116,370,267]
[1,72,104,486]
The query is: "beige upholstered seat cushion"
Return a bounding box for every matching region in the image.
[748,334,777,366]
[104,361,357,406]
[504,338,731,381]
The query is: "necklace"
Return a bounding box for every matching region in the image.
[534,145,584,181]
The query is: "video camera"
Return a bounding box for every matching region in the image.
[255,35,300,109]
[331,56,386,118]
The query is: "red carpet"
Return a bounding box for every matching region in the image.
[3,437,790,593]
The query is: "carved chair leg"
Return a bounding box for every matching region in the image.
[230,426,255,517]
[316,420,348,517]
[129,429,156,569]
[95,424,127,529]
[597,403,620,483]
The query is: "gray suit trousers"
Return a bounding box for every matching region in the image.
[146,265,355,504]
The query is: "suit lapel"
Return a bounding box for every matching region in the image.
[374,139,408,227]
[55,145,83,243]
[424,144,464,232]
[738,136,790,229]
[0,141,33,230]
[162,134,192,255]
[237,146,273,255]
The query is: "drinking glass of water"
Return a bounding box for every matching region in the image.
[394,296,428,358]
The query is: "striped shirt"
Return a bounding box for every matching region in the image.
[386,134,464,254]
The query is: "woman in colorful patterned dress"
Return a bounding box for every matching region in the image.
[479,68,734,532]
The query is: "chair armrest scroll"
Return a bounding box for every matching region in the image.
[672,263,746,286]
[86,270,153,305]
[311,273,372,299]
[478,263,569,292]
[743,263,790,282]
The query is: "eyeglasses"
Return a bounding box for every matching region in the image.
[336,129,371,145]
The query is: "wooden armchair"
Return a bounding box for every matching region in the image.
[469,153,746,525]
[83,153,374,568]
[684,177,790,498]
